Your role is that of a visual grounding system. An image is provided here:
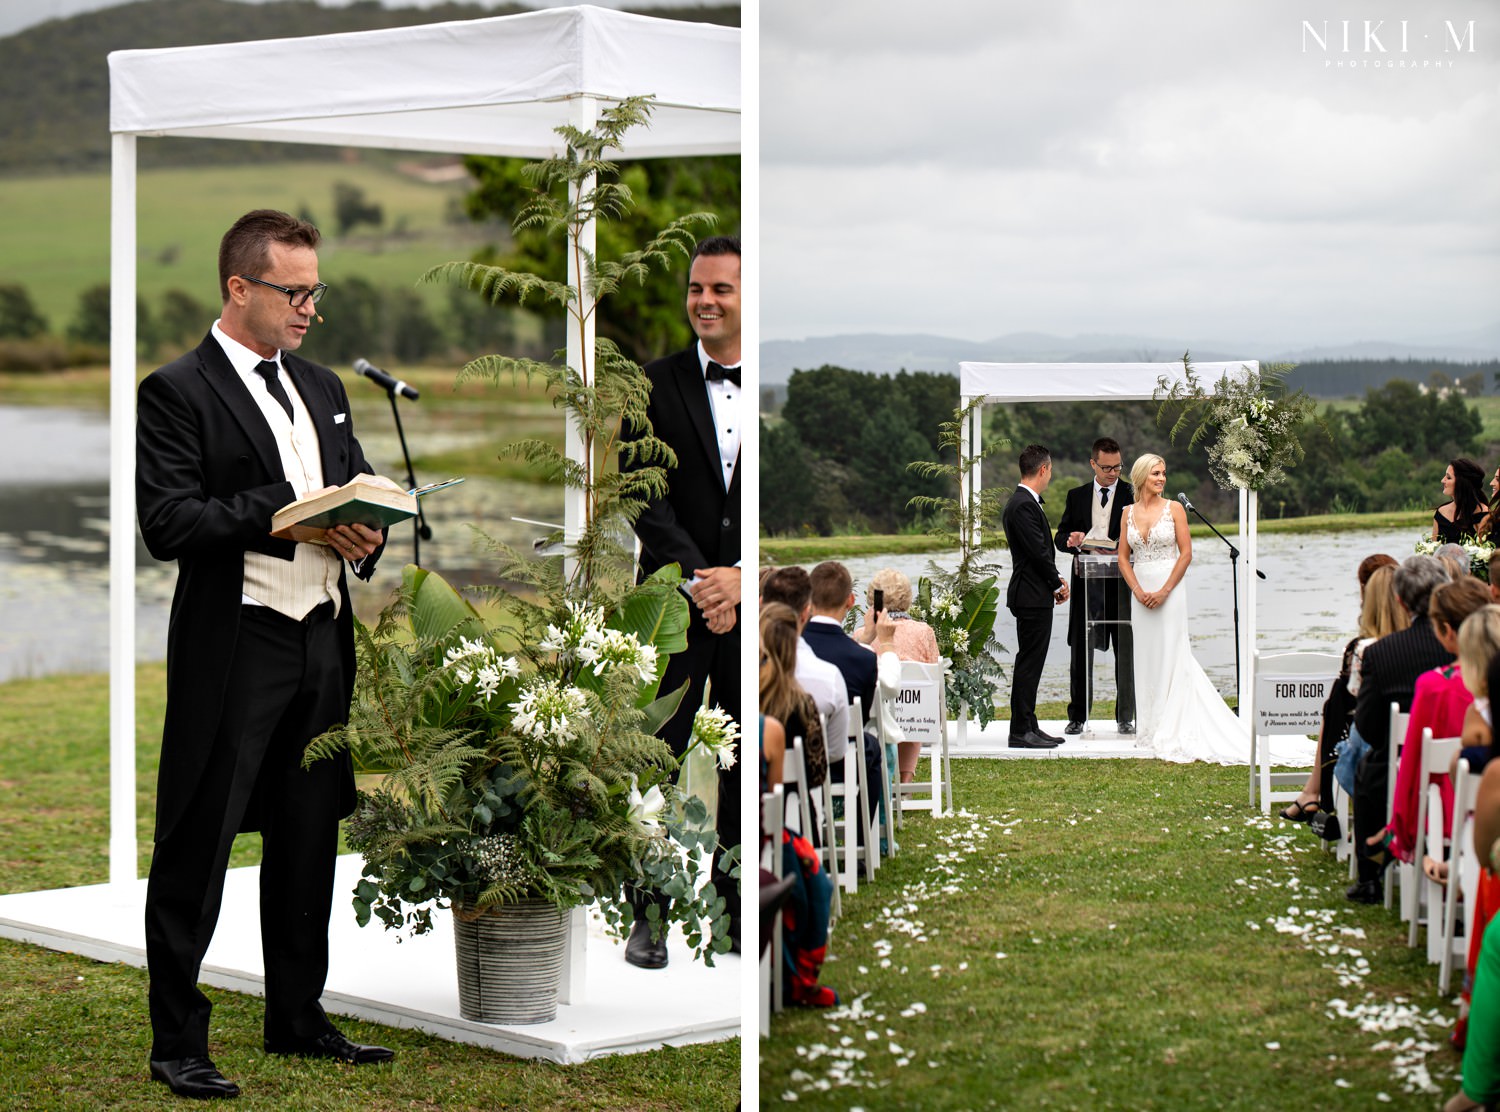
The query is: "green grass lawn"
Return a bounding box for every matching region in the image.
[761,757,1457,1110]
[0,666,740,1109]
[0,160,490,328]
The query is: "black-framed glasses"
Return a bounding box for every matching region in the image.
[1093,462,1123,473]
[238,274,327,307]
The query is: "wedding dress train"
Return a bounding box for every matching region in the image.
[1126,504,1246,764]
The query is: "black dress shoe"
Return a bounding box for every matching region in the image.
[1345,879,1382,905]
[1008,733,1061,749]
[264,1030,395,1065]
[1033,728,1062,743]
[1064,720,1084,735]
[149,1056,240,1099]
[1116,721,1135,735]
[624,916,668,969]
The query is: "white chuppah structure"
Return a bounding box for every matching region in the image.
[956,361,1308,803]
[0,6,740,1064]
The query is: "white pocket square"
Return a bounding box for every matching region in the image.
[333,412,347,425]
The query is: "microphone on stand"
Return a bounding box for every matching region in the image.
[1177,492,1195,511]
[353,358,419,401]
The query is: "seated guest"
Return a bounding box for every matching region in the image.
[1437,544,1471,582]
[853,567,941,784]
[758,715,794,960]
[1348,554,1453,903]
[760,567,849,785]
[1446,729,1500,1106]
[760,603,828,793]
[1433,457,1489,543]
[1281,555,1400,827]
[1366,578,1491,864]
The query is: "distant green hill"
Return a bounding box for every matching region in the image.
[0,0,739,175]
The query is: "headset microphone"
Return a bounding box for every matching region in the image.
[316,314,324,323]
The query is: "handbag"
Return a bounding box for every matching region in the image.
[1333,728,1370,797]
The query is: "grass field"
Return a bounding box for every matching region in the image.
[761,756,1461,1110]
[0,158,495,328]
[0,665,741,1109]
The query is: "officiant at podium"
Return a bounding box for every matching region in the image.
[1053,437,1136,735]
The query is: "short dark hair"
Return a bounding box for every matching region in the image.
[692,235,740,262]
[761,565,811,612]
[1091,437,1121,459]
[219,209,321,303]
[809,561,853,610]
[1018,444,1051,478]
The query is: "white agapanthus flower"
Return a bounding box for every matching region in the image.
[626,775,666,831]
[538,600,609,661]
[691,705,740,770]
[442,637,519,703]
[509,679,590,743]
[578,627,659,682]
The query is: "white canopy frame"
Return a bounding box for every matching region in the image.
[106,6,739,887]
[958,361,1264,787]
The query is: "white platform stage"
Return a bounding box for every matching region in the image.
[0,855,739,1064]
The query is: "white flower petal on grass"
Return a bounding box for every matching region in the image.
[1265,1042,1280,1051]
[781,1092,798,1102]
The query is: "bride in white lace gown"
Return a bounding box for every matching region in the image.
[1117,453,1245,763]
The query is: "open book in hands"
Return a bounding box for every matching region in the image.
[271,475,463,538]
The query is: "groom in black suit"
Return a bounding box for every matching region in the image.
[1053,436,1136,735]
[1002,444,1069,749]
[136,210,394,1100]
[626,235,742,967]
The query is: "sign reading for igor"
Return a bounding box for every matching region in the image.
[1255,673,1332,733]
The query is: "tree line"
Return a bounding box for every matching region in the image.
[760,365,1492,535]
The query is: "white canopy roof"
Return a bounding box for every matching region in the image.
[108,4,740,156]
[960,360,1257,402]
[103,6,740,889]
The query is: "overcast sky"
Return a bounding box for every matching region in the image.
[762,0,1499,350]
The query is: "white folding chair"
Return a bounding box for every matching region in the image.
[1251,651,1339,813]
[1385,702,1410,912]
[759,785,785,1034]
[824,697,875,893]
[782,734,839,923]
[871,695,898,860]
[1440,758,1479,995]
[894,660,953,817]
[1407,731,1461,950]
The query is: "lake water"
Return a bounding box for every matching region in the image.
[0,405,1432,688]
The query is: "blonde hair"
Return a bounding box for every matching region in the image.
[866,567,914,613]
[1359,565,1409,640]
[1129,453,1165,494]
[759,602,805,724]
[1459,605,1500,699]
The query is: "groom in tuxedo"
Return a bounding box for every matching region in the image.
[1002,444,1069,749]
[1054,436,1136,735]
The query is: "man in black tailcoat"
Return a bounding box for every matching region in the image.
[136,210,395,1101]
[626,235,742,967]
[1001,444,1069,749]
[1053,436,1136,735]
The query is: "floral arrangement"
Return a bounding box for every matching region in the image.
[908,574,1005,726]
[904,398,1009,726]
[1415,535,1495,583]
[306,99,735,961]
[1154,354,1321,491]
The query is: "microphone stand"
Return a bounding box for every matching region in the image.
[386,389,431,568]
[1179,497,1267,714]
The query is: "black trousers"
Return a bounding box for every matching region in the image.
[145,603,346,1060]
[1009,605,1053,737]
[639,606,741,937]
[1354,749,1391,883]
[1066,578,1135,725]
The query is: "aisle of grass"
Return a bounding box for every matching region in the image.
[0,669,739,1110]
[761,759,1457,1110]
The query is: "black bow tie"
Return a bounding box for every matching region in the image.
[705,361,740,386]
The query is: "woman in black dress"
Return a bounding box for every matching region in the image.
[1432,457,1488,543]
[1477,465,1500,547]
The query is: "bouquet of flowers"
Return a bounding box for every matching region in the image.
[1155,355,1321,491]
[909,572,1005,727]
[1415,535,1495,583]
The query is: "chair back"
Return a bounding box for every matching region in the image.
[1408,730,1461,948]
[1441,758,1479,994]
[1384,701,1410,911]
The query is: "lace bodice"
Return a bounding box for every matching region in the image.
[1127,503,1178,564]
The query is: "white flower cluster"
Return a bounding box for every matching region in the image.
[470,832,533,886]
[690,705,740,770]
[509,678,590,744]
[539,601,659,682]
[442,637,521,703]
[1415,534,1494,576]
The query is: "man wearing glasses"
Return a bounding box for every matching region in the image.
[136,209,397,1100]
[1054,437,1136,737]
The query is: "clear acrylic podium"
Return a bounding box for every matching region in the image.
[1077,552,1133,737]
